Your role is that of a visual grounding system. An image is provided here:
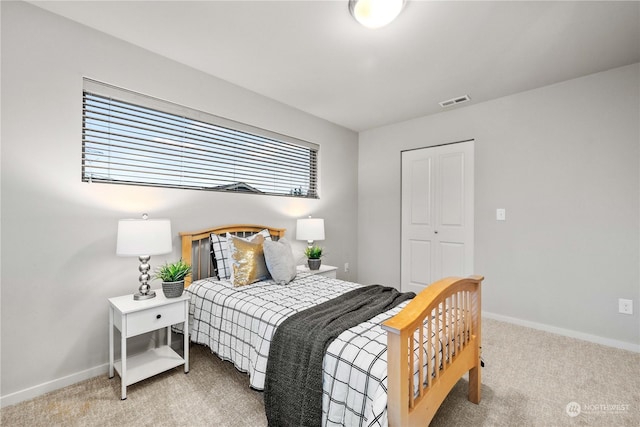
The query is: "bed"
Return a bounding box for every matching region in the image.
[179,224,483,426]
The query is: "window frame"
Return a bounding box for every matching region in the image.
[82,79,319,198]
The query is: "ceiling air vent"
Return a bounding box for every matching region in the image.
[439,95,471,108]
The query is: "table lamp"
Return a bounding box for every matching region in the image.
[116,214,172,300]
[296,216,325,248]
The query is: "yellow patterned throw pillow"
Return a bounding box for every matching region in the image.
[228,234,270,287]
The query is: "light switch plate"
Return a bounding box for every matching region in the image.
[496,208,506,221]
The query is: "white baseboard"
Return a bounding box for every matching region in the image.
[482,311,640,353]
[0,363,109,408]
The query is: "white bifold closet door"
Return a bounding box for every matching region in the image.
[401,140,474,294]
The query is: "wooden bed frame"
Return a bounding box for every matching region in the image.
[179,224,483,426]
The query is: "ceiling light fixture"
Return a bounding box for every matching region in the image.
[348,0,406,29]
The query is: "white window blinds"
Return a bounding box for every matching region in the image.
[82,79,319,198]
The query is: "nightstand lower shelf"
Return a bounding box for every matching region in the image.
[113,345,185,386]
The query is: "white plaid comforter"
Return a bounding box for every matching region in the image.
[185,275,452,427]
[323,301,408,427]
[186,274,359,390]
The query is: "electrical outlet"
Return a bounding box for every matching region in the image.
[618,298,633,315]
[496,208,506,221]
[344,262,349,273]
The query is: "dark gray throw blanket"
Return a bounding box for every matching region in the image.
[264,285,415,427]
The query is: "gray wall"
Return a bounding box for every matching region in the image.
[358,63,640,349]
[1,1,358,402]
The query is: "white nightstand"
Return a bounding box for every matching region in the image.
[108,291,189,400]
[296,264,338,279]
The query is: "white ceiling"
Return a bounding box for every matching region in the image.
[29,0,640,132]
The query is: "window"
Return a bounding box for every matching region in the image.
[82,79,318,198]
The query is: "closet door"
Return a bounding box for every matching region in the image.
[401,141,474,294]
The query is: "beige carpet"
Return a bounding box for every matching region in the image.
[2,318,639,426]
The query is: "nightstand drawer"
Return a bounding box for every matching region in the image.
[126,302,185,337]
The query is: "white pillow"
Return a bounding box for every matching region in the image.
[263,238,297,285]
[209,229,272,280]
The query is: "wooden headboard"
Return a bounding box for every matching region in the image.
[179,224,286,287]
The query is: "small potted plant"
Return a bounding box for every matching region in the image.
[304,245,324,270]
[154,259,192,298]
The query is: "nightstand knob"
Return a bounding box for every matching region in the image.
[156,314,162,319]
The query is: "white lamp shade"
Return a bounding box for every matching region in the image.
[116,219,172,256]
[296,218,325,242]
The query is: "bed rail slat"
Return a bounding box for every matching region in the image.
[427,310,433,389]
[447,297,453,366]
[409,334,415,409]
[436,304,442,380]
[453,294,458,358]
[464,290,470,345]
[418,324,424,399]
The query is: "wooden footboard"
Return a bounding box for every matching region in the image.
[382,275,484,426]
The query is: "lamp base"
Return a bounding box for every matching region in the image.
[134,290,156,300]
[133,255,155,300]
